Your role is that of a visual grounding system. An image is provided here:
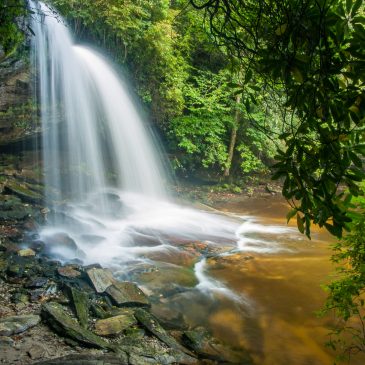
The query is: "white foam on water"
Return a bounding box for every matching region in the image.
[194,258,253,309]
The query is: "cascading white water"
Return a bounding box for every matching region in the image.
[31,1,167,206]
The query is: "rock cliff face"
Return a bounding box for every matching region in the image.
[0,36,40,146]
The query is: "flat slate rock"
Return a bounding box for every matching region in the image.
[106,282,149,307]
[0,314,40,336]
[33,354,127,365]
[42,302,110,349]
[87,268,115,293]
[58,266,81,278]
[95,314,137,337]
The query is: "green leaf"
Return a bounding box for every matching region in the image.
[297,213,304,234]
[349,151,362,168]
[305,214,311,239]
[349,105,359,114]
[286,208,297,223]
[291,67,303,83]
[275,23,287,36]
[346,0,352,13]
[351,0,363,17]
[324,222,342,238]
[244,69,253,84]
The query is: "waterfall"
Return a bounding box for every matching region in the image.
[29,1,293,296]
[30,1,167,210]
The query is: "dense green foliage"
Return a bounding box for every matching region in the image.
[190,0,365,237]
[0,0,27,58]
[323,214,365,360]
[190,0,365,361]
[47,0,279,178]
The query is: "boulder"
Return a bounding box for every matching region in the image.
[0,314,40,336]
[24,277,48,288]
[106,282,149,307]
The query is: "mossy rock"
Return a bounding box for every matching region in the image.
[4,180,42,204]
[42,302,111,349]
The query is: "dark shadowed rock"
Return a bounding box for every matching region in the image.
[0,315,40,336]
[90,303,109,319]
[24,277,48,288]
[42,302,110,349]
[106,282,149,307]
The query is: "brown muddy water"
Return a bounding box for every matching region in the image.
[148,195,365,365]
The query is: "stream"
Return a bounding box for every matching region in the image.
[142,194,365,365]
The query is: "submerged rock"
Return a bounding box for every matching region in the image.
[43,233,85,260]
[0,314,40,336]
[151,303,188,330]
[87,268,115,293]
[183,327,252,364]
[94,313,137,337]
[106,282,149,307]
[134,308,192,357]
[42,302,110,349]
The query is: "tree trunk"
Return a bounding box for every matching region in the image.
[224,94,241,177]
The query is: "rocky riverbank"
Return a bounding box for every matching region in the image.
[0,163,254,365]
[0,235,252,364]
